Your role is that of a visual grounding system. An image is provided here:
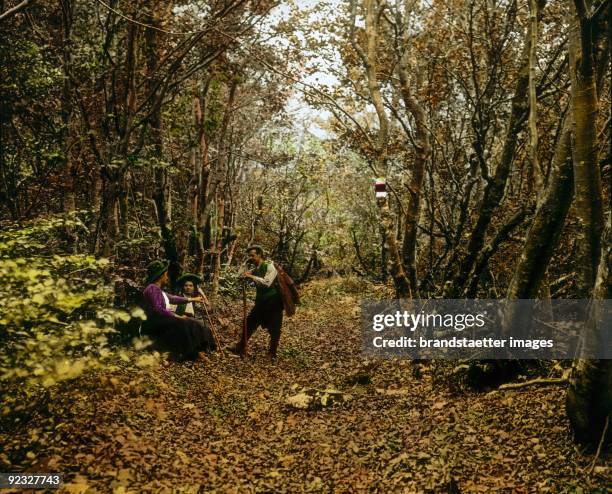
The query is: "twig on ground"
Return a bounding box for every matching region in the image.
[587,414,609,476]
[498,377,568,390]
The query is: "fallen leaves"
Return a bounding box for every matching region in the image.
[0,280,609,492]
[285,388,352,410]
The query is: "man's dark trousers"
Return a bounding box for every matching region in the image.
[238,293,284,357]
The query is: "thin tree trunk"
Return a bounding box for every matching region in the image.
[248,194,263,246]
[116,19,137,241]
[351,228,375,278]
[196,128,211,276]
[379,223,388,282]
[526,0,541,196]
[96,175,120,257]
[60,0,76,214]
[397,0,430,297]
[210,79,237,298]
[352,0,411,297]
[211,188,225,299]
[145,1,180,282]
[0,5,17,219]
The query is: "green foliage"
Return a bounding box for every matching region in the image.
[0,214,144,396]
[217,265,246,297]
[203,78,224,135]
[0,38,60,103]
[277,346,310,368]
[235,134,381,278]
[302,277,392,306]
[204,395,249,421]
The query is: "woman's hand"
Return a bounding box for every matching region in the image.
[175,314,188,320]
[189,296,205,304]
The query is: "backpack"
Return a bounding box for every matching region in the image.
[273,262,300,317]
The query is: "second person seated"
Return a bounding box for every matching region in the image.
[173,273,209,320]
[142,260,216,361]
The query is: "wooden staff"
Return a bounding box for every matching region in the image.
[241,279,248,358]
[196,287,223,356]
[202,301,224,357]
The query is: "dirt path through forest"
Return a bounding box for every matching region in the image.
[3,279,609,493]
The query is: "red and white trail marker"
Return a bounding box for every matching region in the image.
[375,178,387,198]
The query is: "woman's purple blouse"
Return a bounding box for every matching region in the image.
[143,284,188,318]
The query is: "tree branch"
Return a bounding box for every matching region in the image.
[0,0,35,22]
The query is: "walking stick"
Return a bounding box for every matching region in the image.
[202,302,224,357]
[241,279,248,358]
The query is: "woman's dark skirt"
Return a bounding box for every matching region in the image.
[143,315,216,360]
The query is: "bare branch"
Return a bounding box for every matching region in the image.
[0,0,35,22]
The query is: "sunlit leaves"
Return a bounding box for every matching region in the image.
[0,215,139,395]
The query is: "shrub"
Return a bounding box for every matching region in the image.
[0,213,145,403]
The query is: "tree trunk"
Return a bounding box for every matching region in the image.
[565,0,609,448]
[197,136,212,277]
[465,207,531,298]
[397,0,431,297]
[379,223,388,282]
[568,1,604,299]
[0,28,17,219]
[210,79,237,298]
[211,188,225,299]
[193,83,210,274]
[504,114,573,304]
[60,0,76,214]
[145,2,180,282]
[379,195,412,297]
[352,0,411,297]
[248,194,263,246]
[95,173,121,257]
[526,0,541,196]
[567,221,611,446]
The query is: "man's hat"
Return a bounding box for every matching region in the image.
[177,273,202,286]
[246,244,265,256]
[145,259,170,284]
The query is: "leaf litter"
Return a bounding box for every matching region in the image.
[0,279,609,493]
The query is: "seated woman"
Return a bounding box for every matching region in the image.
[142,260,216,360]
[174,273,208,319]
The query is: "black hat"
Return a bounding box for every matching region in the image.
[145,259,170,284]
[177,273,202,286]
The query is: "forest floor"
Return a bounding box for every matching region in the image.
[1,278,610,493]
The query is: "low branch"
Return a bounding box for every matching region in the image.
[463,207,532,297]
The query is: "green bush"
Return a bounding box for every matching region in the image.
[0,213,147,399]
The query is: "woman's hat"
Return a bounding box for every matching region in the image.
[145,259,170,284]
[177,273,202,286]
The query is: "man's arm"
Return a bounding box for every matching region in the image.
[250,263,277,287]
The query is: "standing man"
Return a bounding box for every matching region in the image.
[232,245,284,360]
